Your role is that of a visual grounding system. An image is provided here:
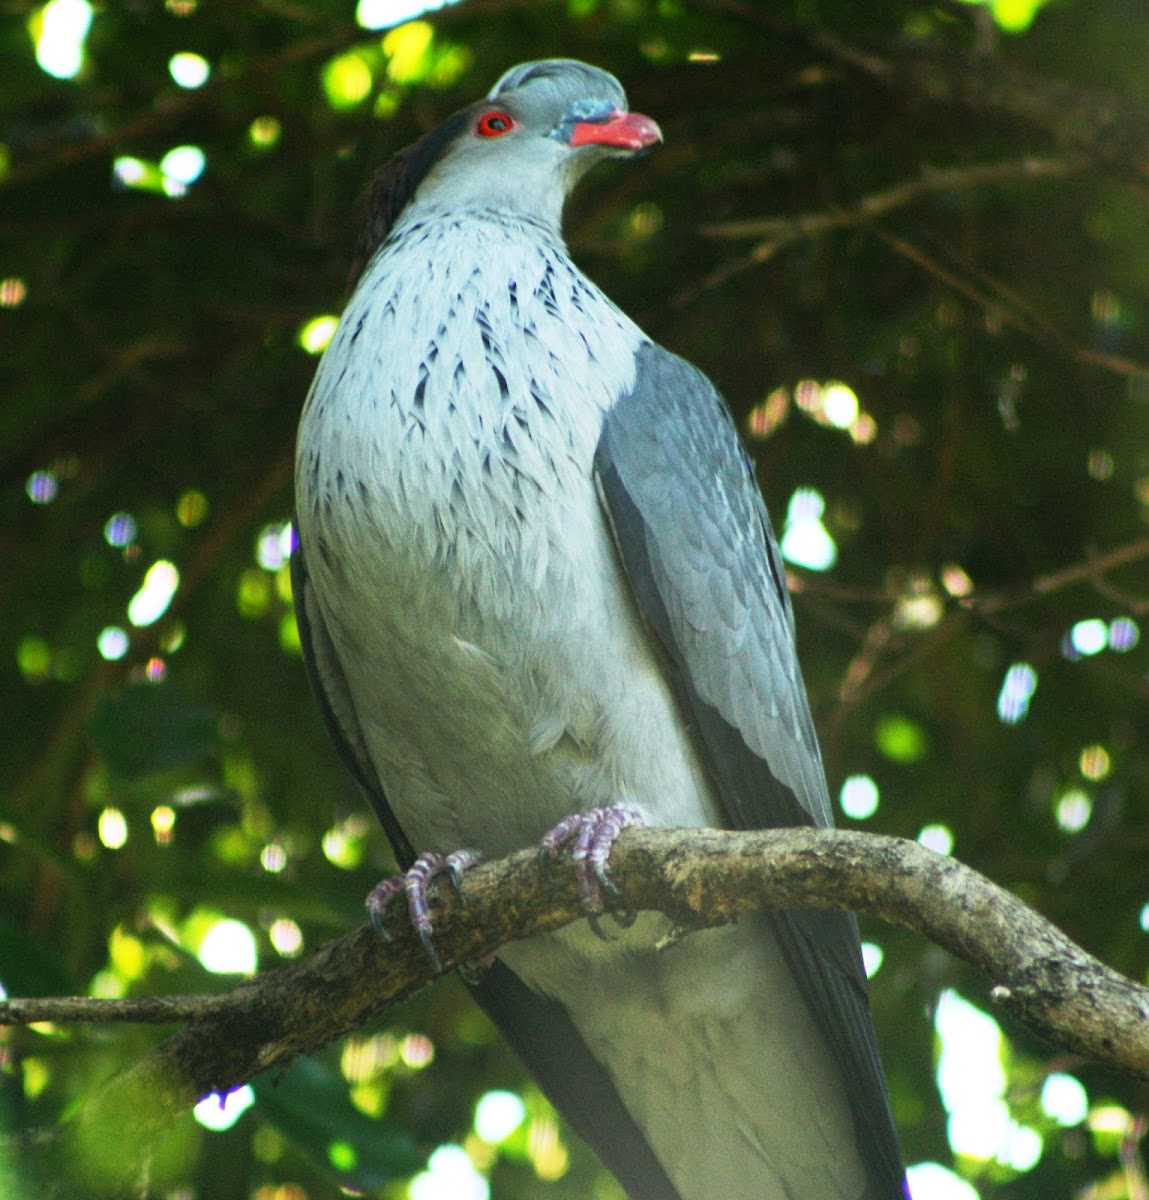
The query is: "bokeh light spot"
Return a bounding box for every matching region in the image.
[1055,789,1092,833]
[237,568,271,619]
[1069,618,1108,656]
[849,411,878,444]
[941,564,974,598]
[780,488,837,571]
[127,560,180,627]
[1108,616,1139,651]
[1079,744,1110,781]
[526,1113,568,1181]
[260,842,288,873]
[409,1144,488,1200]
[746,388,789,439]
[626,201,663,241]
[269,918,303,957]
[151,805,176,845]
[97,807,128,850]
[875,714,927,763]
[1040,1073,1088,1126]
[821,382,859,429]
[298,314,338,354]
[112,156,159,191]
[935,990,1009,1161]
[328,1140,357,1172]
[1087,448,1114,481]
[198,919,258,974]
[894,588,943,631]
[97,626,129,661]
[17,636,52,681]
[323,51,374,108]
[839,774,879,820]
[0,277,28,307]
[382,21,435,84]
[997,662,1037,724]
[474,1090,526,1143]
[169,51,210,87]
[194,1085,254,1131]
[32,0,93,80]
[359,0,438,27]
[104,511,137,547]
[161,144,206,185]
[1089,1104,1135,1136]
[26,470,58,504]
[321,821,365,869]
[176,488,209,528]
[1001,1124,1043,1171]
[400,1033,434,1069]
[860,942,884,978]
[918,824,953,855]
[248,115,281,147]
[256,522,293,571]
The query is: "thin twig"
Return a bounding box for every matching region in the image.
[702,157,1081,242]
[875,228,1149,381]
[973,536,1149,615]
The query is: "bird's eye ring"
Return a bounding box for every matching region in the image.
[476,111,516,138]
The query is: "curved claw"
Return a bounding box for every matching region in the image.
[540,805,645,920]
[365,849,480,969]
[366,875,407,940]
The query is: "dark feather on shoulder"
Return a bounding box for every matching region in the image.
[348,107,473,288]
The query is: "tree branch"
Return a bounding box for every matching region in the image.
[3,827,1147,1164]
[690,0,1149,184]
[701,156,1082,244]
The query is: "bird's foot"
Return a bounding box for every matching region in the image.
[539,805,644,939]
[366,849,479,971]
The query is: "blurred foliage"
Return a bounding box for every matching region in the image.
[2,0,1148,1197]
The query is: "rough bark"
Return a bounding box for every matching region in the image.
[3,827,1146,1163]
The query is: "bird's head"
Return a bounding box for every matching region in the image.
[448,59,662,209]
[355,59,661,273]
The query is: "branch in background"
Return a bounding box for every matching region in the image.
[974,536,1149,614]
[673,157,1085,312]
[691,0,1149,184]
[808,534,1149,709]
[685,156,1149,379]
[702,156,1081,244]
[3,827,1147,1170]
[874,227,1149,381]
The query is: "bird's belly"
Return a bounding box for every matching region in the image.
[503,916,869,1200]
[312,502,867,1197]
[303,467,721,860]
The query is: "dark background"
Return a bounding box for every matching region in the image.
[2,0,1147,1196]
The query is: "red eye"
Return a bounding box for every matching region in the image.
[476,111,516,138]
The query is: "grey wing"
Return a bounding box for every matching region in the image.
[595,342,832,831]
[291,527,415,869]
[594,342,906,1199]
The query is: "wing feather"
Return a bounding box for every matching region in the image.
[292,528,415,868]
[594,342,906,1199]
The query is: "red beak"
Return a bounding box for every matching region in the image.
[569,109,663,152]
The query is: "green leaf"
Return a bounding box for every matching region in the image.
[251,1057,422,1189]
